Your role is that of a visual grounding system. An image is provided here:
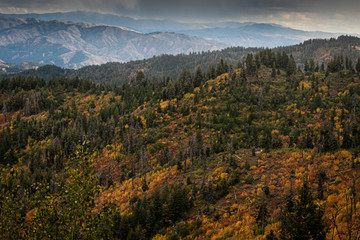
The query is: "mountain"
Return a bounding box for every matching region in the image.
[0,16,227,69]
[0,11,350,47]
[5,35,360,86]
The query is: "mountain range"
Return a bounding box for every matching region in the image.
[0,15,226,69]
[1,11,347,47]
[178,24,342,47]
[0,11,357,69]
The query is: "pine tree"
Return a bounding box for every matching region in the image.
[309,59,315,72]
[280,182,326,240]
[194,65,203,88]
[317,171,326,200]
[286,55,296,76]
[131,71,145,87]
[237,60,242,69]
[207,63,216,80]
[255,54,261,69]
[216,58,225,76]
[304,60,309,72]
[342,126,352,149]
[176,68,193,98]
[166,79,175,99]
[271,64,277,78]
[246,53,256,75]
[281,51,289,69]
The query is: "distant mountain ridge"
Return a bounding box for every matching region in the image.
[0,15,227,68]
[177,23,343,47]
[0,11,350,47]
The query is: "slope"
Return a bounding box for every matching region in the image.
[1,50,360,239]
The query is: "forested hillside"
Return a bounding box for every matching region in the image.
[4,35,360,87]
[1,49,360,239]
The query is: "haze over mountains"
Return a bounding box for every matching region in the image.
[0,11,355,69]
[2,11,344,47]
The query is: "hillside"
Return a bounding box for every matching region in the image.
[4,35,360,87]
[282,35,360,65]
[1,50,360,239]
[0,15,226,69]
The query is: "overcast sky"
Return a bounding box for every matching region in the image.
[0,0,360,33]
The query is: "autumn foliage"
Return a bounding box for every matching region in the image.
[1,50,360,239]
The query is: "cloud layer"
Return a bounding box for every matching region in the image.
[0,0,359,32]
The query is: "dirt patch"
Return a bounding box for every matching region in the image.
[314,48,331,61]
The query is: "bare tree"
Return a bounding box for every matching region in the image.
[2,103,7,122]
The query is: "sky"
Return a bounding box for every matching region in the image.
[0,0,360,33]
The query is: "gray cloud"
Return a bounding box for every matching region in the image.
[0,0,359,32]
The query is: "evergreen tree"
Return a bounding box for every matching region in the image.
[166,79,176,99]
[271,63,277,78]
[237,60,242,69]
[194,65,204,88]
[317,171,326,200]
[309,59,315,72]
[281,51,289,69]
[216,58,226,76]
[246,53,257,75]
[304,60,309,72]
[255,54,261,69]
[341,126,352,149]
[207,63,216,80]
[175,68,193,98]
[286,55,296,76]
[132,71,145,87]
[280,182,326,240]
